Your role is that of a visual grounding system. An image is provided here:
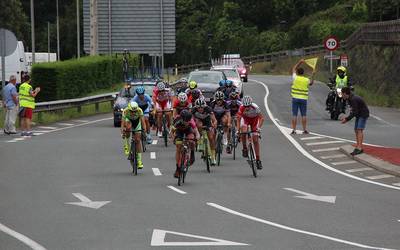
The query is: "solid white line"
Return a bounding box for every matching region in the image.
[370,114,398,127]
[366,174,395,180]
[150,152,156,159]
[393,183,400,187]
[0,222,47,250]
[38,126,58,130]
[207,203,393,250]
[152,168,162,176]
[300,136,324,141]
[320,154,346,159]
[33,133,44,136]
[331,160,358,166]
[251,79,400,191]
[152,140,158,145]
[312,147,340,152]
[306,141,346,146]
[73,119,89,123]
[39,118,113,135]
[13,138,26,141]
[6,140,17,143]
[167,186,186,194]
[346,167,374,173]
[56,122,74,126]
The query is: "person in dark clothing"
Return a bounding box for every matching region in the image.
[340,87,369,156]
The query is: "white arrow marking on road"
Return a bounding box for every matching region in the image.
[284,188,336,204]
[65,193,111,209]
[150,229,249,246]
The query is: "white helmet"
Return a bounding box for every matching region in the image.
[242,96,253,106]
[178,92,188,102]
[157,82,165,91]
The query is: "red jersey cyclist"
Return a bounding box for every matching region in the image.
[152,81,173,137]
[236,96,265,169]
[173,92,192,118]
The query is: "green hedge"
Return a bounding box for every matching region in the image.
[31,55,138,102]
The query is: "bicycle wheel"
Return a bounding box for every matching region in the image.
[141,132,147,152]
[182,149,190,184]
[130,139,137,175]
[231,126,236,160]
[249,144,257,178]
[204,138,210,173]
[216,132,222,166]
[162,114,168,147]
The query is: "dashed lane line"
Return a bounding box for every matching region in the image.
[366,174,395,180]
[207,202,394,250]
[73,119,89,123]
[152,140,158,145]
[312,147,340,153]
[56,122,74,126]
[37,126,58,130]
[152,168,162,176]
[306,141,346,146]
[150,152,156,159]
[0,222,46,250]
[167,186,186,194]
[331,160,358,166]
[300,136,324,141]
[320,154,346,159]
[345,167,374,173]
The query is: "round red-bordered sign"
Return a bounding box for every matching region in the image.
[324,36,339,51]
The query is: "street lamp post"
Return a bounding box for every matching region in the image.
[30,0,35,63]
[56,0,60,60]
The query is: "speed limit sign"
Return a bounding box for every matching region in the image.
[324,36,339,51]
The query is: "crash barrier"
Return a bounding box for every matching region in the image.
[33,92,118,122]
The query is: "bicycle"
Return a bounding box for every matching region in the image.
[141,130,147,152]
[198,127,211,173]
[177,136,195,186]
[126,129,144,176]
[157,109,171,147]
[215,124,224,166]
[239,126,261,178]
[230,116,238,160]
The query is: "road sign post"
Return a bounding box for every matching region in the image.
[324,36,339,73]
[0,29,18,89]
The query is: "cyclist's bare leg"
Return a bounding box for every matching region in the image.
[176,143,182,166]
[240,125,248,150]
[207,129,216,151]
[253,134,260,160]
[144,117,151,135]
[134,132,142,153]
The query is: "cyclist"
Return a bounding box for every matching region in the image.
[226,89,242,153]
[173,92,192,118]
[192,98,218,165]
[152,81,173,137]
[236,96,265,169]
[210,91,232,153]
[218,80,237,99]
[188,88,203,105]
[170,110,200,178]
[186,81,203,104]
[121,101,147,169]
[132,86,153,144]
[216,79,226,93]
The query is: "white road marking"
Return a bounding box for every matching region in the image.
[65,193,111,209]
[151,229,249,246]
[366,174,395,180]
[251,79,400,191]
[346,167,374,173]
[207,202,395,250]
[56,122,74,126]
[370,114,398,127]
[6,140,18,143]
[312,147,340,152]
[73,119,89,123]
[13,138,26,141]
[0,222,47,250]
[300,136,324,141]
[31,131,52,133]
[331,160,358,166]
[38,126,58,130]
[39,117,113,134]
[33,133,44,136]
[167,186,186,194]
[284,188,336,203]
[150,152,156,159]
[320,154,346,159]
[306,140,346,146]
[152,168,162,176]
[393,183,400,187]
[152,140,158,145]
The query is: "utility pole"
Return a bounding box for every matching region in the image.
[48,22,50,62]
[160,0,164,74]
[90,0,98,55]
[77,0,80,58]
[30,0,35,63]
[108,0,112,55]
[56,0,60,60]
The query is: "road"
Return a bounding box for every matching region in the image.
[0,75,399,250]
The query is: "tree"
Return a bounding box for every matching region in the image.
[0,0,29,42]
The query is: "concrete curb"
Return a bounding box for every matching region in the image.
[340,145,400,177]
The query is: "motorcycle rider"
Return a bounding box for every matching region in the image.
[326,66,352,111]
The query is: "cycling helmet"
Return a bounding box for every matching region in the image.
[337,66,347,73]
[127,100,139,111]
[178,92,188,102]
[189,81,197,89]
[229,89,239,99]
[225,80,233,87]
[192,89,201,99]
[242,96,253,107]
[179,78,188,84]
[214,91,225,100]
[157,82,166,91]
[180,109,192,122]
[219,80,226,87]
[135,86,145,95]
[195,98,207,108]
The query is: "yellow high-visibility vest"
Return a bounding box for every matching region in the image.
[19,82,35,109]
[335,75,348,88]
[291,75,310,100]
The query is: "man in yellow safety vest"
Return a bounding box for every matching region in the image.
[18,75,40,136]
[290,59,315,135]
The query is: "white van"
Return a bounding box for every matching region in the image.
[25,52,57,72]
[0,41,28,84]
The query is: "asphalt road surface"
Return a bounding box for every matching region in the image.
[1,75,399,250]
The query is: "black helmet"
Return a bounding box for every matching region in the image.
[180,109,192,121]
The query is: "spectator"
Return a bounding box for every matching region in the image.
[340,87,370,156]
[2,75,19,134]
[290,59,315,134]
[18,75,40,136]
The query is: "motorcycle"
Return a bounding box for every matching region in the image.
[326,78,347,120]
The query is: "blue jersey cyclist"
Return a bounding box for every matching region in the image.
[133,86,153,143]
